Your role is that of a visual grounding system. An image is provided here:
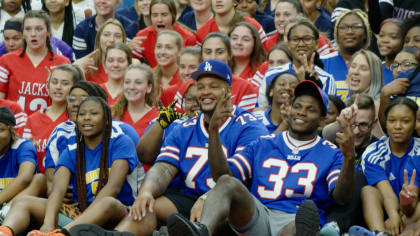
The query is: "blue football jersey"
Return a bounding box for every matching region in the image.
[404,155,420,188]
[56,134,139,205]
[44,120,140,169]
[156,107,268,196]
[253,108,278,134]
[230,131,343,225]
[321,52,349,101]
[258,63,336,106]
[0,138,37,190]
[382,62,394,85]
[362,136,420,196]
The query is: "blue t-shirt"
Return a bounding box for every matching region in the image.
[362,136,420,197]
[156,107,268,196]
[0,139,38,191]
[229,132,343,225]
[315,7,334,40]
[253,108,278,134]
[382,62,394,85]
[56,134,139,205]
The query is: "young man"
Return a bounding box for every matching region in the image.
[168,79,356,236]
[111,59,268,236]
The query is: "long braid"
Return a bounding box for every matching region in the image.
[76,128,88,211]
[46,35,54,60]
[97,99,112,194]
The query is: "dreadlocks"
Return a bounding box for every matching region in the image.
[75,96,112,211]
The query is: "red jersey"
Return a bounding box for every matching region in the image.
[23,108,68,172]
[159,70,182,107]
[197,17,268,50]
[231,75,258,111]
[265,33,335,56]
[120,107,159,137]
[172,79,196,113]
[86,64,108,84]
[238,63,260,85]
[100,83,121,106]
[0,99,27,135]
[132,25,197,68]
[0,50,70,115]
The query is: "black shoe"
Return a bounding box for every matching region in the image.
[167,213,209,236]
[69,224,135,236]
[153,226,169,236]
[295,200,320,236]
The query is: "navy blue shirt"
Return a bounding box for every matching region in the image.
[315,7,333,40]
[255,11,275,35]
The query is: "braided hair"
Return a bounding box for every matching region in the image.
[20,10,54,60]
[75,96,112,211]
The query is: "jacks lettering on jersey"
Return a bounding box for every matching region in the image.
[18,81,48,97]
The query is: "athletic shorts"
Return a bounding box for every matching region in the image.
[231,196,295,236]
[163,188,199,219]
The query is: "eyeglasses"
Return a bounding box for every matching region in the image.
[351,122,372,132]
[66,95,88,104]
[337,23,364,32]
[289,36,315,45]
[390,61,418,71]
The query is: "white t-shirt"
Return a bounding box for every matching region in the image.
[0,9,25,42]
[72,0,95,25]
[51,22,64,40]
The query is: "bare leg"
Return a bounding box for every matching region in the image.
[13,174,47,201]
[64,197,127,230]
[2,196,47,234]
[361,186,385,231]
[200,175,255,235]
[115,196,178,236]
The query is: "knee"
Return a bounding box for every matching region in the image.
[10,195,34,208]
[216,174,241,188]
[32,174,47,187]
[95,196,121,212]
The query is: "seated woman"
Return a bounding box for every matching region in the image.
[229,22,266,83]
[23,65,84,173]
[351,97,420,235]
[0,107,45,223]
[0,97,139,236]
[100,43,133,106]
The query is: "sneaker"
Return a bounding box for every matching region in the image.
[320,221,340,236]
[27,229,69,236]
[69,224,134,236]
[348,226,375,236]
[295,200,320,236]
[167,213,209,236]
[0,226,13,236]
[153,226,169,236]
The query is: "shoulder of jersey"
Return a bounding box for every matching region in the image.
[234,108,261,125]
[320,51,339,60]
[11,138,28,150]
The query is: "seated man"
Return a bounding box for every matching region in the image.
[168,80,356,236]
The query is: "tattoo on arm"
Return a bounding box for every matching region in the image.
[142,162,178,197]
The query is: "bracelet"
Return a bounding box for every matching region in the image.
[199,194,207,200]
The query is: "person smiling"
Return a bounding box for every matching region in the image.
[0,10,70,116]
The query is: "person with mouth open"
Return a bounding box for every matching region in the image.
[130,0,196,68]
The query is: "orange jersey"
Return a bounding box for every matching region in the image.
[0,50,70,115]
[23,108,69,172]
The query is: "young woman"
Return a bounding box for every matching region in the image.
[266,0,334,55]
[100,43,132,106]
[112,64,158,137]
[154,30,183,106]
[164,46,201,109]
[130,0,196,68]
[196,0,267,48]
[357,97,420,235]
[321,9,372,84]
[377,18,404,85]
[301,0,333,40]
[0,97,139,236]
[0,10,70,116]
[23,65,84,173]
[229,22,266,82]
[201,32,259,111]
[115,0,152,30]
[253,71,298,133]
[42,0,75,47]
[323,95,345,128]
[74,19,126,84]
[178,0,213,31]
[403,15,420,50]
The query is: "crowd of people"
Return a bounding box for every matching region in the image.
[0,0,419,235]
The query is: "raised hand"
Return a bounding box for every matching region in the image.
[336,110,355,161]
[400,169,418,207]
[128,36,147,51]
[73,49,99,71]
[293,52,318,82]
[158,99,183,129]
[129,191,155,221]
[339,93,359,122]
[208,91,234,133]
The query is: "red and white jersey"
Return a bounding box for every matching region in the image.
[120,107,159,137]
[0,98,27,135]
[0,50,70,115]
[85,64,108,84]
[231,75,258,111]
[238,63,261,85]
[100,83,121,106]
[23,108,69,172]
[250,61,269,88]
[265,33,335,56]
[197,17,268,50]
[132,25,197,68]
[159,70,182,107]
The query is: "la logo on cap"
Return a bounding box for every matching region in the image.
[204,61,212,71]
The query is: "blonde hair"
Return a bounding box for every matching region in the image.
[112,64,156,119]
[334,9,372,50]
